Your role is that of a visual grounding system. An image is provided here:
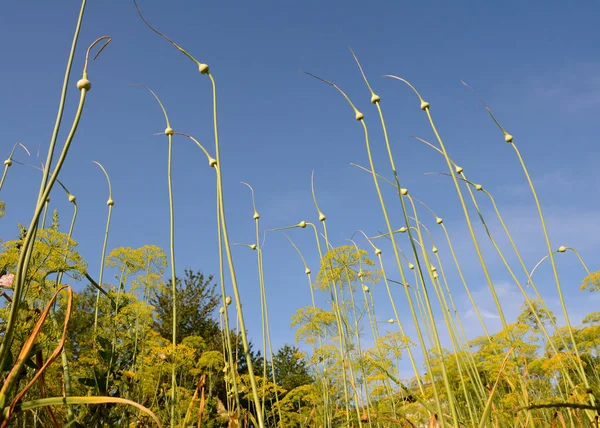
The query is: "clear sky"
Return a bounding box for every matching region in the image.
[1,1,599,370]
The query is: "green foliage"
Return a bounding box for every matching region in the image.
[581,270,600,293]
[316,245,381,291]
[1,3,599,426]
[517,299,557,332]
[273,344,313,392]
[0,225,86,289]
[291,306,336,344]
[152,269,220,346]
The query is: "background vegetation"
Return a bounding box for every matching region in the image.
[0,1,598,427]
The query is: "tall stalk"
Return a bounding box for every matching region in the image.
[412,197,490,339]
[416,139,581,392]
[129,13,264,419]
[0,143,30,193]
[241,182,283,424]
[463,86,590,391]
[209,73,265,428]
[54,185,78,423]
[284,234,332,427]
[310,175,357,426]
[0,33,107,379]
[92,161,114,335]
[133,85,180,427]
[385,75,507,330]
[305,70,453,424]
[349,238,399,420]
[173,131,242,423]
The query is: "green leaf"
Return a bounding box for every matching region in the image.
[18,396,162,427]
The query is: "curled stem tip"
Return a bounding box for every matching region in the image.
[11,159,74,201]
[19,143,31,157]
[92,161,113,199]
[133,0,182,51]
[310,170,326,220]
[131,84,171,128]
[349,47,377,97]
[84,36,112,74]
[461,80,512,140]
[383,74,426,102]
[354,229,378,252]
[283,233,309,268]
[240,181,259,218]
[301,70,363,117]
[411,136,443,155]
[172,132,214,163]
[133,0,202,66]
[8,142,30,159]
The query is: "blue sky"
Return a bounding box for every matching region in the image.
[1,1,599,373]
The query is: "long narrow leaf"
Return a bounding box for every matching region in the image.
[0,285,73,426]
[18,396,162,427]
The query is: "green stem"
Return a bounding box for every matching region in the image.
[165,131,178,428]
[55,200,78,423]
[0,88,88,382]
[93,161,114,336]
[209,73,264,428]
[511,143,593,404]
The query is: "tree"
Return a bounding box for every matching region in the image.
[273,344,313,393]
[152,269,220,346]
[517,299,556,333]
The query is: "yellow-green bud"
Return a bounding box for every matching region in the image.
[387,319,395,324]
[398,226,407,233]
[358,270,364,278]
[225,296,232,306]
[455,165,463,174]
[77,78,91,91]
[305,267,311,275]
[219,306,225,315]
[420,100,430,110]
[371,94,381,104]
[68,194,76,203]
[557,246,567,253]
[3,159,12,167]
[436,217,443,225]
[319,213,326,222]
[475,184,483,191]
[209,158,217,167]
[400,188,408,196]
[430,266,437,272]
[107,198,115,206]
[253,212,260,220]
[363,285,370,292]
[355,111,364,121]
[164,127,174,136]
[409,263,415,270]
[199,63,210,74]
[432,246,438,253]
[298,221,307,228]
[504,133,514,143]
[250,244,257,251]
[375,248,382,256]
